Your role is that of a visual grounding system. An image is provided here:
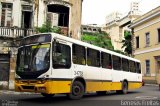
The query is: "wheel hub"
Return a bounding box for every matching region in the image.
[73,86,81,95]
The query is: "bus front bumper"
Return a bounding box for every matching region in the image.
[15,81,47,93]
[15,80,71,94]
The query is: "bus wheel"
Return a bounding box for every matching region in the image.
[41,93,54,98]
[116,81,128,94]
[96,91,106,95]
[67,81,85,99]
[122,81,128,94]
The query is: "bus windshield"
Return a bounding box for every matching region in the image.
[16,44,50,78]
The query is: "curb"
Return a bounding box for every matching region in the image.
[144,84,159,86]
[0,90,37,95]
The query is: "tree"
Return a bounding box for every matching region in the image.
[122,31,132,55]
[35,22,62,34]
[81,32,114,50]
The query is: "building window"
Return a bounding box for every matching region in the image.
[83,28,87,30]
[145,32,150,46]
[47,5,70,27]
[136,36,139,48]
[145,60,150,74]
[1,3,12,27]
[158,29,160,43]
[21,5,33,28]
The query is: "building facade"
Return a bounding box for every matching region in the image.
[102,2,141,51]
[0,0,83,89]
[130,6,160,84]
[0,0,83,38]
[105,12,122,24]
[82,24,101,33]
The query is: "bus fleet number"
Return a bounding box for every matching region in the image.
[74,71,83,77]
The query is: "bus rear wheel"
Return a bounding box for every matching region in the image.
[116,81,128,94]
[67,81,85,99]
[41,93,54,98]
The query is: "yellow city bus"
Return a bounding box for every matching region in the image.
[15,33,142,99]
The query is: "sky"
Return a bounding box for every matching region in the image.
[82,0,160,25]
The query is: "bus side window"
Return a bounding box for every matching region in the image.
[122,58,129,72]
[72,44,86,65]
[136,62,141,73]
[101,52,112,69]
[129,61,136,73]
[53,42,71,69]
[87,48,100,67]
[112,55,121,70]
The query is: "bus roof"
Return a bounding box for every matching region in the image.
[29,33,140,63]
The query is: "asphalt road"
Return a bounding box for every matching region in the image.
[0,85,160,106]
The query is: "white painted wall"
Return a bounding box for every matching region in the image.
[34,0,46,27]
[0,3,2,26]
[0,0,46,28]
[38,0,46,27]
[12,0,21,27]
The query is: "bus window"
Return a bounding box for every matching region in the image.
[52,42,71,69]
[72,44,86,65]
[101,52,112,69]
[122,58,129,72]
[129,61,136,73]
[136,62,141,73]
[87,48,100,67]
[112,55,121,70]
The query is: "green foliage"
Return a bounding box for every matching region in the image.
[122,31,132,55]
[81,32,114,50]
[35,22,62,34]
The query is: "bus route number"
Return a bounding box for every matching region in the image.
[74,71,83,77]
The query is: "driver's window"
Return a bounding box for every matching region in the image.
[52,42,71,69]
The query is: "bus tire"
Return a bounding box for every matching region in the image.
[41,93,54,98]
[116,81,128,94]
[67,81,84,99]
[96,91,106,95]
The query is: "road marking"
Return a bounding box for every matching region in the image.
[135,96,158,100]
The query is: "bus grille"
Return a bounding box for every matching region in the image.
[22,86,34,90]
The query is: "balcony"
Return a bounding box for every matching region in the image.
[0,27,34,38]
[0,26,70,39]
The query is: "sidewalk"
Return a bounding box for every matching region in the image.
[144,83,159,86]
[0,90,37,95]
